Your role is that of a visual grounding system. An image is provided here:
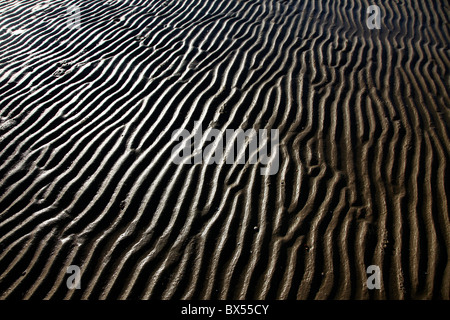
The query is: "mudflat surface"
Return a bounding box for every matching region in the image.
[0,0,449,299]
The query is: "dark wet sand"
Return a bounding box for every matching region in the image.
[0,0,449,299]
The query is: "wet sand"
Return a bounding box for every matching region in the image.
[0,0,449,299]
